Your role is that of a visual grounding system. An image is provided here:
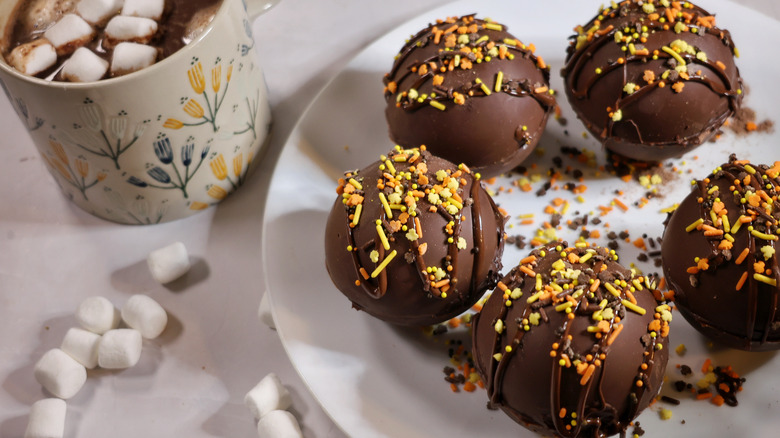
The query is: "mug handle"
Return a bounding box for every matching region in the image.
[246,0,281,20]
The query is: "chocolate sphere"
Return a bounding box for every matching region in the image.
[561,1,742,161]
[383,14,555,178]
[662,155,780,351]
[324,146,505,326]
[472,243,670,437]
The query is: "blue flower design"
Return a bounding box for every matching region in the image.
[147,166,172,184]
[153,138,173,164]
[127,176,148,187]
[182,143,194,166]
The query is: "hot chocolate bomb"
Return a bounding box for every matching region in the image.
[662,156,780,351]
[383,15,555,178]
[472,243,670,437]
[324,146,504,326]
[561,0,743,161]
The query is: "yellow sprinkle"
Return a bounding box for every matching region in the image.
[661,46,686,66]
[376,224,390,250]
[493,353,503,361]
[378,193,393,218]
[484,22,503,31]
[447,197,463,210]
[685,218,704,232]
[429,100,446,111]
[348,178,362,190]
[632,279,644,291]
[722,215,731,233]
[578,252,593,264]
[724,233,735,242]
[622,299,646,315]
[370,250,397,278]
[527,291,544,303]
[475,78,492,96]
[751,229,779,241]
[604,282,621,297]
[744,164,756,174]
[660,204,679,213]
[495,71,504,92]
[351,204,362,226]
[555,301,574,312]
[754,273,777,286]
[384,159,396,175]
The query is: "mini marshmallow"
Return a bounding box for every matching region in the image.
[75,296,120,335]
[146,241,190,284]
[256,410,302,438]
[121,294,167,339]
[33,349,87,399]
[104,16,158,48]
[245,373,292,420]
[98,329,142,369]
[121,0,165,20]
[258,293,275,330]
[43,14,96,56]
[77,0,124,25]
[7,39,57,76]
[60,327,101,369]
[60,47,109,82]
[24,398,66,438]
[110,42,157,76]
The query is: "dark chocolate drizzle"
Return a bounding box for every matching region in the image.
[673,155,780,348]
[474,243,668,437]
[561,1,743,156]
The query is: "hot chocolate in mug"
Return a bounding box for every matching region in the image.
[0,0,276,224]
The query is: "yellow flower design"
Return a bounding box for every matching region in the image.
[210,154,228,180]
[188,62,206,94]
[50,140,68,165]
[183,99,205,118]
[189,201,210,210]
[232,155,243,178]
[207,185,228,200]
[75,158,89,178]
[211,65,221,93]
[163,118,184,129]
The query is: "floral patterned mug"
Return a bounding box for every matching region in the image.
[0,0,275,224]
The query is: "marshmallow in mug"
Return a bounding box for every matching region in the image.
[3,0,220,81]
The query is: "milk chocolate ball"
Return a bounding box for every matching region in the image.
[662,155,780,351]
[472,243,670,437]
[384,15,555,178]
[561,0,742,161]
[324,146,505,326]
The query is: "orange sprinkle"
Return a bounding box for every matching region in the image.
[701,358,712,373]
[716,60,726,70]
[735,248,750,265]
[580,364,596,385]
[633,238,646,249]
[520,255,537,265]
[450,383,458,392]
[559,408,567,418]
[696,391,713,400]
[520,266,537,277]
[359,267,370,280]
[746,122,758,132]
[463,381,476,392]
[711,395,725,406]
[589,279,601,292]
[736,271,749,291]
[606,323,624,346]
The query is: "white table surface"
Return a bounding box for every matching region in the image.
[0,1,777,437]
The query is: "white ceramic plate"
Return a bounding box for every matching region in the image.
[263,1,780,436]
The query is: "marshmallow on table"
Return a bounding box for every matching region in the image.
[98,329,142,369]
[75,296,120,335]
[24,398,66,438]
[60,327,101,369]
[77,0,124,25]
[104,16,158,48]
[245,373,292,420]
[34,349,87,399]
[147,241,190,284]
[60,47,109,82]
[121,294,167,339]
[256,410,302,438]
[258,292,275,330]
[7,39,57,76]
[43,13,96,56]
[122,0,165,20]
